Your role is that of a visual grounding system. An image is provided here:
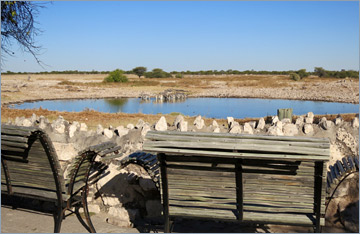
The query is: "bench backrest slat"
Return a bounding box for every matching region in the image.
[1,125,65,201]
[144,130,330,228]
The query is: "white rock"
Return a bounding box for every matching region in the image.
[68,122,79,138]
[243,123,254,134]
[295,116,304,125]
[15,117,24,126]
[256,118,265,130]
[135,119,146,129]
[87,204,101,214]
[22,119,32,127]
[213,127,220,133]
[177,120,188,132]
[29,113,37,123]
[141,124,151,137]
[54,123,65,134]
[103,128,114,138]
[116,126,129,137]
[227,117,235,128]
[155,116,167,131]
[39,119,48,129]
[319,117,327,124]
[80,123,88,131]
[304,117,313,124]
[212,120,219,128]
[39,116,49,124]
[229,125,242,134]
[248,121,257,129]
[283,124,299,136]
[306,112,314,119]
[352,117,359,128]
[53,142,77,161]
[334,117,342,126]
[271,116,279,125]
[127,124,134,130]
[96,124,104,134]
[281,118,291,124]
[303,124,314,135]
[336,128,358,155]
[267,126,284,136]
[108,207,130,223]
[275,121,283,129]
[320,120,334,130]
[193,115,205,129]
[173,115,184,127]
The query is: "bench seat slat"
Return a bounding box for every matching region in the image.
[146,131,329,143]
[145,141,330,157]
[146,133,331,149]
[145,147,329,161]
[243,212,325,226]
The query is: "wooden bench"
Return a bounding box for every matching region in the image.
[143,131,330,232]
[1,124,121,233]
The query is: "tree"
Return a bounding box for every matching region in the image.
[297,69,309,79]
[145,68,172,78]
[1,1,45,65]
[314,67,327,77]
[132,66,147,78]
[104,69,128,83]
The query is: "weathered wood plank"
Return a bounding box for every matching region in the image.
[144,147,329,161]
[146,131,329,143]
[1,135,29,143]
[145,140,330,156]
[145,133,330,148]
[243,212,325,226]
[169,206,237,220]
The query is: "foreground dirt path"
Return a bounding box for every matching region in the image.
[1,74,359,105]
[1,206,347,233]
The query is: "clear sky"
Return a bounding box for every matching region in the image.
[1,1,359,73]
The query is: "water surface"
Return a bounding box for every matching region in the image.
[10,98,359,119]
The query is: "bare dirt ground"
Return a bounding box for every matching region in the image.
[1,73,359,105]
[1,206,347,233]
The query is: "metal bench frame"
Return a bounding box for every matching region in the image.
[1,124,121,232]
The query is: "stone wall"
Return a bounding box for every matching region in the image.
[6,112,359,231]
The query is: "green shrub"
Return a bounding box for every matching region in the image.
[297,69,309,79]
[145,68,172,78]
[104,69,128,83]
[175,73,183,78]
[290,73,301,81]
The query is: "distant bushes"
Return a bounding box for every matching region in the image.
[290,69,309,81]
[104,69,128,83]
[145,68,172,78]
[314,67,359,79]
[4,67,359,79]
[175,73,183,78]
[290,73,301,81]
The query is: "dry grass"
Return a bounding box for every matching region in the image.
[50,74,296,89]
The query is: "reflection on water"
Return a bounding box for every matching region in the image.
[10,98,359,119]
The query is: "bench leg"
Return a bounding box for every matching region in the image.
[74,187,96,233]
[82,186,96,233]
[54,206,64,233]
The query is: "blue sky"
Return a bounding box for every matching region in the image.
[1,1,359,73]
